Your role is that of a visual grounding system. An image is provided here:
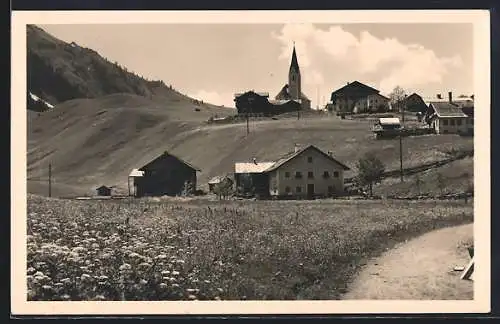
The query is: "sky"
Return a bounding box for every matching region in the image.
[39,23,473,108]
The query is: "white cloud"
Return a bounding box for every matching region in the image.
[272,23,463,98]
[189,90,236,108]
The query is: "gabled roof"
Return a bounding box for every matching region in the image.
[265,145,350,172]
[428,102,468,118]
[275,84,310,101]
[139,151,201,172]
[235,162,275,174]
[234,91,269,99]
[96,185,112,190]
[330,81,380,98]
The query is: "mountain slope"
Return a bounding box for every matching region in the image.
[26,24,231,111]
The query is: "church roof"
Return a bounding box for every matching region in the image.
[275,84,309,101]
[290,45,300,72]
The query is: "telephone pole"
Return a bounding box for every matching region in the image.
[48,163,52,197]
[246,113,249,135]
[399,98,406,183]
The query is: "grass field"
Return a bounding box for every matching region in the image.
[27,194,473,301]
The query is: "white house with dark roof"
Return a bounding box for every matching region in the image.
[234,145,350,199]
[425,101,469,134]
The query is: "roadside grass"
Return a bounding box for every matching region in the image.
[27,194,473,301]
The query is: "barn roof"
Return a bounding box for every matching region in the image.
[234,91,269,98]
[265,145,350,172]
[96,185,112,190]
[429,102,468,118]
[139,151,201,172]
[379,117,401,125]
[129,169,144,177]
[208,175,231,184]
[234,162,275,174]
[330,81,380,98]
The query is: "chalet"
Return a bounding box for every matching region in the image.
[234,91,271,116]
[425,102,468,134]
[402,93,428,113]
[96,185,112,196]
[234,145,350,199]
[424,92,473,135]
[329,81,390,113]
[128,151,201,197]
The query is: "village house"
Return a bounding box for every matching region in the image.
[96,185,112,196]
[424,92,473,135]
[128,151,200,197]
[234,91,271,116]
[234,145,350,199]
[329,81,390,113]
[402,93,428,113]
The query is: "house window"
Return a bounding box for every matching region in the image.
[285,186,291,193]
[450,119,455,126]
[295,171,302,179]
[323,171,330,178]
[307,156,313,163]
[308,171,314,179]
[285,171,290,178]
[296,186,302,193]
[442,119,448,126]
[333,171,339,178]
[457,119,462,126]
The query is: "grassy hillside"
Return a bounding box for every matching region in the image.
[26,24,232,112]
[28,108,473,196]
[374,156,473,197]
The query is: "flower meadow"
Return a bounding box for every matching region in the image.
[26,194,473,301]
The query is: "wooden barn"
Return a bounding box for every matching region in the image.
[234,91,271,116]
[128,151,201,197]
[96,185,112,196]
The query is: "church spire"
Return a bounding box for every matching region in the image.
[290,43,300,72]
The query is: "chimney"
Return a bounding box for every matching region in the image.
[294,143,300,153]
[327,151,333,157]
[252,157,257,165]
[448,91,452,103]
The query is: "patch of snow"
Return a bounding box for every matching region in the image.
[29,92,40,102]
[29,92,54,109]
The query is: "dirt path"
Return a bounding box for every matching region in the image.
[342,223,473,300]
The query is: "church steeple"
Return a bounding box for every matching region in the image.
[289,42,300,73]
[288,43,301,101]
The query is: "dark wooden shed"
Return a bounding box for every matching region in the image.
[129,151,201,198]
[96,185,112,196]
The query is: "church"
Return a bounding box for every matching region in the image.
[273,44,311,111]
[234,44,311,116]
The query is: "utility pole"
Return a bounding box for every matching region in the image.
[48,163,52,197]
[399,98,406,183]
[246,113,249,135]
